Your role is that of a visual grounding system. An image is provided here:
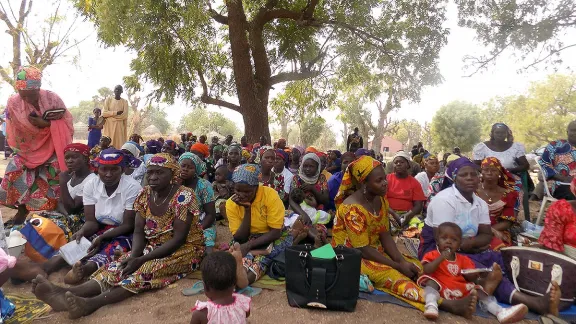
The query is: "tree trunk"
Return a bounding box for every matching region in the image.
[342,123,348,148]
[372,95,395,154]
[279,114,290,139]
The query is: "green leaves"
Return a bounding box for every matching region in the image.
[178,107,241,139]
[431,101,482,152]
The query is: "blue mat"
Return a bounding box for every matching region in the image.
[359,289,576,322]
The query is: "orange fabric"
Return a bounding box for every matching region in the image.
[6,90,73,170]
[24,216,67,262]
[386,173,426,211]
[191,143,210,158]
[305,146,318,153]
[418,250,477,300]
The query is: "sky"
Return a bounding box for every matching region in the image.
[1,1,575,143]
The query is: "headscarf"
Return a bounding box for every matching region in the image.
[256,145,274,163]
[421,152,438,168]
[164,140,177,150]
[334,155,382,208]
[355,148,370,157]
[293,146,305,155]
[481,157,516,193]
[331,150,342,159]
[146,153,180,181]
[14,66,42,91]
[64,143,90,157]
[213,144,224,154]
[298,153,322,185]
[179,152,207,177]
[100,135,112,145]
[445,157,478,182]
[191,142,210,158]
[121,141,141,158]
[315,152,328,159]
[392,151,412,164]
[145,140,162,154]
[232,164,261,186]
[275,149,289,163]
[446,154,459,165]
[305,146,319,153]
[95,148,128,167]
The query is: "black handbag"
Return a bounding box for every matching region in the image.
[267,250,286,280]
[285,244,362,312]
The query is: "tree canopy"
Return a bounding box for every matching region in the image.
[431,101,482,152]
[72,0,449,142]
[178,107,241,139]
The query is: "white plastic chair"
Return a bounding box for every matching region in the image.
[534,157,570,225]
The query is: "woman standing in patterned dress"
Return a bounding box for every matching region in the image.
[32,153,205,318]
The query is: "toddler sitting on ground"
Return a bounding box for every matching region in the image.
[418,222,528,323]
[212,166,234,220]
[190,248,250,324]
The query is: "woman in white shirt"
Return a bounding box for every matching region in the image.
[64,149,142,284]
[420,157,561,316]
[473,123,529,173]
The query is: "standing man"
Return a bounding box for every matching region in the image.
[102,85,128,149]
[346,127,364,152]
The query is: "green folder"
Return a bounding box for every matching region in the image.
[310,244,337,259]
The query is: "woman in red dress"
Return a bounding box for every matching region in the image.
[539,178,576,252]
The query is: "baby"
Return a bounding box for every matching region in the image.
[418,222,528,323]
[212,166,234,220]
[288,188,330,247]
[190,248,250,324]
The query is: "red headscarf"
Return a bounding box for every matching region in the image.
[481,157,516,193]
[190,142,210,158]
[64,143,90,157]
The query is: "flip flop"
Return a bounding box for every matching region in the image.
[182,281,204,296]
[538,315,569,324]
[236,286,262,297]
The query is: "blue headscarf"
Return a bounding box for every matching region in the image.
[232,164,261,186]
[95,148,128,167]
[179,152,207,176]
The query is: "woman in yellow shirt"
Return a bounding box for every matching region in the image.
[226,164,291,286]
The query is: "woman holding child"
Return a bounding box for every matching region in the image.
[420,157,562,317]
[33,153,205,319]
[226,164,291,286]
[258,148,292,204]
[331,155,479,317]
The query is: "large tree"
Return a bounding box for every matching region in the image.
[390,119,423,150]
[457,0,576,74]
[72,0,448,143]
[431,101,482,152]
[0,0,87,88]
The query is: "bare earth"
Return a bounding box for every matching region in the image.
[0,158,538,324]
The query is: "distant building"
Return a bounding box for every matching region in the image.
[368,136,403,155]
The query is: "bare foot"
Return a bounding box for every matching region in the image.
[65,292,97,319]
[64,262,85,285]
[231,243,249,289]
[31,275,69,312]
[549,281,561,317]
[314,232,327,248]
[440,289,477,319]
[480,263,503,296]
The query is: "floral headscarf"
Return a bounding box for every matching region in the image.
[15,66,42,91]
[179,152,207,177]
[232,164,261,186]
[421,152,438,168]
[481,157,516,193]
[334,155,382,208]
[64,143,90,157]
[299,153,322,185]
[147,153,180,181]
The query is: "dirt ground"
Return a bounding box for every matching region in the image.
[0,158,541,324]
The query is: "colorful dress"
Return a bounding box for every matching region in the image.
[331,198,426,311]
[539,139,576,198]
[418,250,478,300]
[485,190,518,250]
[291,174,328,209]
[539,199,576,252]
[193,178,216,247]
[260,171,287,201]
[0,90,73,211]
[91,186,205,293]
[192,293,250,324]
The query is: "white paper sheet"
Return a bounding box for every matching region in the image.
[59,237,92,265]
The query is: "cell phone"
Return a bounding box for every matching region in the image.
[42,108,66,120]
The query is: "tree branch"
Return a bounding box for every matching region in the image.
[208,8,228,25]
[197,69,241,112]
[523,43,576,70]
[462,42,512,77]
[0,64,14,86]
[269,70,320,86]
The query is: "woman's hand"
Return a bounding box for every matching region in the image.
[71,230,85,243]
[397,260,420,279]
[231,194,251,208]
[120,257,143,277]
[28,115,50,128]
[86,236,103,257]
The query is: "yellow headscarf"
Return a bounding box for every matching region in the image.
[334,155,382,208]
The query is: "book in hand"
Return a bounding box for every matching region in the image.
[59,237,92,265]
[42,108,66,120]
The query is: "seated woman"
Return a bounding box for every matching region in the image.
[32,153,205,319]
[288,147,303,174]
[226,164,290,286]
[476,157,519,251]
[332,155,478,317]
[420,157,562,316]
[225,145,243,180]
[386,152,426,229]
[258,148,292,205]
[179,152,217,252]
[64,149,142,285]
[317,152,332,181]
[414,153,440,201]
[89,136,112,161]
[121,141,146,183]
[539,177,576,252]
[325,150,342,174]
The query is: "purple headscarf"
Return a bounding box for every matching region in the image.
[440,157,478,191]
[355,148,370,157]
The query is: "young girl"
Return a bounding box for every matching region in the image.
[418,222,528,323]
[212,166,233,219]
[191,249,251,324]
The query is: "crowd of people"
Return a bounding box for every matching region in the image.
[0,67,574,323]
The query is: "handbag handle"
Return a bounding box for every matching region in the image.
[510,256,520,291]
[298,252,344,292]
[510,256,563,294]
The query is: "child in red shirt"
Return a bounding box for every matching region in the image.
[418,222,528,323]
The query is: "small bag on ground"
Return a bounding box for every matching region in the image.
[501,246,576,309]
[285,244,361,312]
[20,216,67,262]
